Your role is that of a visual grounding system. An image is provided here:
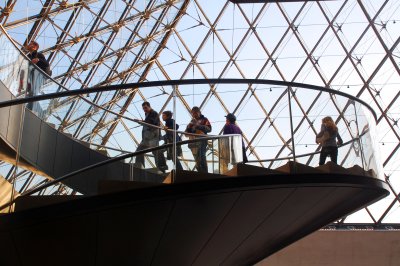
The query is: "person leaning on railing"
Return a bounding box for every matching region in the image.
[27,41,51,76]
[223,113,248,164]
[25,41,51,112]
[134,101,168,173]
[161,110,183,170]
[316,116,343,165]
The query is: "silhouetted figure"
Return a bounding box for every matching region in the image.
[316,116,343,165]
[223,113,248,163]
[135,102,167,173]
[27,41,51,75]
[26,41,51,112]
[161,111,183,170]
[185,106,211,173]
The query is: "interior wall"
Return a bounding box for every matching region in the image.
[258,230,400,266]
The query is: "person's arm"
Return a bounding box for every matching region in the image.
[196,118,211,134]
[185,120,195,133]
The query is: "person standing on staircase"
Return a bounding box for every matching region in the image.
[134,102,167,173]
[26,41,51,112]
[27,41,51,75]
[161,110,183,171]
[316,116,343,165]
[185,106,211,173]
[223,113,248,164]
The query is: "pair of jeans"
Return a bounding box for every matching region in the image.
[319,146,338,165]
[165,141,183,171]
[135,139,167,171]
[193,140,208,173]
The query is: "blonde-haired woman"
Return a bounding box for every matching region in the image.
[316,116,343,165]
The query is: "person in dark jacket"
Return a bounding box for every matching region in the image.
[316,116,343,165]
[161,111,183,170]
[185,106,211,173]
[135,102,167,172]
[223,113,248,164]
[27,41,50,75]
[26,41,51,111]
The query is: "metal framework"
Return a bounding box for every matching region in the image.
[0,0,399,227]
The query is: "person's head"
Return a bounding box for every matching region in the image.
[225,113,236,124]
[191,106,201,119]
[142,101,152,114]
[322,116,337,130]
[27,41,39,52]
[162,110,172,121]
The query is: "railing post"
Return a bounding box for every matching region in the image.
[211,138,215,174]
[172,85,177,183]
[287,87,296,173]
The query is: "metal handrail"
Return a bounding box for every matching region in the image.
[0,78,378,122]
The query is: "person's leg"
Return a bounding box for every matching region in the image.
[166,146,172,160]
[150,139,167,172]
[319,147,328,165]
[32,70,45,114]
[242,146,248,163]
[189,145,200,171]
[171,143,183,170]
[330,147,339,164]
[198,140,208,173]
[155,150,167,172]
[175,157,183,171]
[135,141,147,167]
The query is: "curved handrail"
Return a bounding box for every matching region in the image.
[0,78,377,122]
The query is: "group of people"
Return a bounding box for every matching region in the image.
[134,102,247,174]
[25,42,343,170]
[134,101,343,174]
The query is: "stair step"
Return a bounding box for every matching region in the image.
[14,195,81,212]
[224,163,284,176]
[98,180,164,194]
[171,170,227,183]
[275,161,324,174]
